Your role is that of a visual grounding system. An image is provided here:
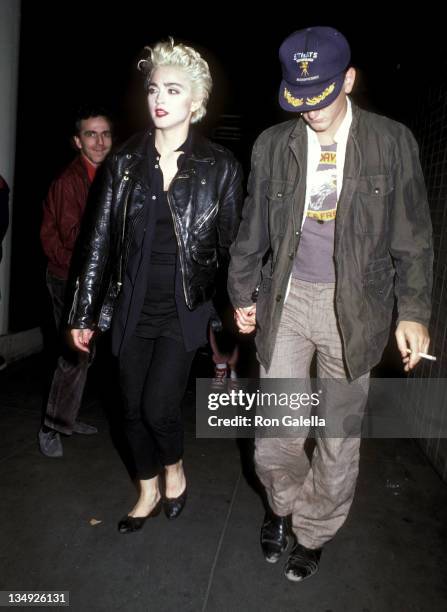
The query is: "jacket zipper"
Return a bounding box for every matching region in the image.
[117,179,132,289]
[165,163,200,308]
[164,160,197,309]
[167,180,191,308]
[194,201,218,233]
[68,277,80,325]
[120,207,145,283]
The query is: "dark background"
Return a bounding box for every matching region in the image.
[10,3,442,332]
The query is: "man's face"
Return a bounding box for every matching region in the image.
[74,116,112,166]
[301,68,356,139]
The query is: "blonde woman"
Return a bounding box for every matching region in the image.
[69,39,243,532]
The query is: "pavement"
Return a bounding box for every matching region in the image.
[0,351,446,612]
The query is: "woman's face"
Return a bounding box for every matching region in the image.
[147,65,201,131]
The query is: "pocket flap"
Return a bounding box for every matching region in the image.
[358,174,394,196]
[266,180,295,200]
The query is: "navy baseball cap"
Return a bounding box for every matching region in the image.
[279,26,351,112]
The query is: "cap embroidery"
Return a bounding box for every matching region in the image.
[306,83,336,106]
[299,61,310,77]
[283,82,336,108]
[283,88,304,107]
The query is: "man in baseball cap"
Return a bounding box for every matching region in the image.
[279,26,356,142]
[279,26,351,112]
[229,26,432,582]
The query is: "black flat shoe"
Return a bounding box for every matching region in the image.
[117,498,162,534]
[284,539,322,582]
[162,487,187,520]
[260,511,292,563]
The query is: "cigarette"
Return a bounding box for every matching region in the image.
[406,349,437,361]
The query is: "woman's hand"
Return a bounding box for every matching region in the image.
[235,305,257,334]
[69,329,95,353]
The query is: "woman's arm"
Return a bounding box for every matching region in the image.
[68,156,115,331]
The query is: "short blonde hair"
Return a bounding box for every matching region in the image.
[138,38,212,124]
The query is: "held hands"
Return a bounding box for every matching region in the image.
[395,321,430,372]
[69,329,95,353]
[235,305,257,334]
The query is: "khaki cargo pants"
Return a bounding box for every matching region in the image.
[256,278,370,549]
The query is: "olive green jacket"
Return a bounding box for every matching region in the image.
[228,103,433,379]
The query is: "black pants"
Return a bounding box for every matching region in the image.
[118,334,196,479]
[44,271,93,434]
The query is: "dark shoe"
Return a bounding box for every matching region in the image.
[284,540,322,582]
[38,427,63,458]
[260,511,291,563]
[73,421,98,435]
[163,487,187,520]
[118,498,162,534]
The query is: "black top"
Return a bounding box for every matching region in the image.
[150,191,177,255]
[135,134,190,340]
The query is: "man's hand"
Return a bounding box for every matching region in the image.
[395,321,430,372]
[69,328,95,353]
[235,305,257,334]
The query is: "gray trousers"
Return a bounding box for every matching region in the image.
[256,278,369,550]
[44,271,92,435]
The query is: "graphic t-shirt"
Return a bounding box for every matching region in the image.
[293,143,337,282]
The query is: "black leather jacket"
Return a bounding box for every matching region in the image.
[68,129,243,331]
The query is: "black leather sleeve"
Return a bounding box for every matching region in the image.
[216,156,244,264]
[68,156,115,329]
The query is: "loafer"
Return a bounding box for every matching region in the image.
[73,421,98,435]
[118,498,162,533]
[284,539,322,582]
[162,487,187,520]
[38,428,63,458]
[260,511,291,563]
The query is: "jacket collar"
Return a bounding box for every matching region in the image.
[289,116,306,143]
[187,131,216,163]
[119,128,216,164]
[349,101,360,138]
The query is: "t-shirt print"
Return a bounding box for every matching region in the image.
[307,145,337,222]
[292,142,338,283]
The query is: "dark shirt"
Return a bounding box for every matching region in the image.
[135,133,190,340]
[150,191,177,255]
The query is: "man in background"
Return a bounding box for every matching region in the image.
[39,106,112,457]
